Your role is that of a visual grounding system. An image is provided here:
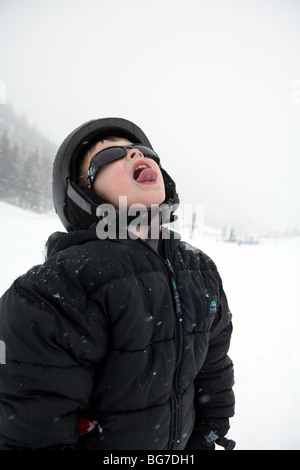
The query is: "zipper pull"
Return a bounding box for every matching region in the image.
[165,259,182,318]
[165,258,175,277]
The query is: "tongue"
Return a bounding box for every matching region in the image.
[136,168,158,183]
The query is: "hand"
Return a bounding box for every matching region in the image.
[185,418,236,450]
[215,436,236,450]
[204,430,236,450]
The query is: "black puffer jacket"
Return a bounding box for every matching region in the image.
[0,228,234,450]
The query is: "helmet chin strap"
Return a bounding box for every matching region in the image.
[67,179,105,217]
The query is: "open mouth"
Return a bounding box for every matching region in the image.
[133,161,158,183]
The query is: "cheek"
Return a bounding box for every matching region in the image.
[93,164,128,205]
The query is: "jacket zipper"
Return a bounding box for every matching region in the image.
[130,236,185,449]
[164,257,184,450]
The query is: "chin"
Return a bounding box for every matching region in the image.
[137,191,166,208]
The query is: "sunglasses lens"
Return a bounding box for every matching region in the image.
[97,146,127,165]
[88,147,127,187]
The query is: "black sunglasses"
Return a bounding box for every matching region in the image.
[87,144,160,188]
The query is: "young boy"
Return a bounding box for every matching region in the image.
[0,117,235,450]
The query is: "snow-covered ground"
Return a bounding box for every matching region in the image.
[0,201,299,450]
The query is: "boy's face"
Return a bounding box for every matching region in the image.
[84,138,166,209]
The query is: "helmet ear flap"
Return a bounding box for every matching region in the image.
[65,181,106,231]
[161,168,179,208]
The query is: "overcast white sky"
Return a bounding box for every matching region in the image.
[1,0,300,235]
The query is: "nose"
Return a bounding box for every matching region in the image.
[126,148,144,160]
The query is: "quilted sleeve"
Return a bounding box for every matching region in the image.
[0,263,108,449]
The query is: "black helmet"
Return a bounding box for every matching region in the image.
[52,117,178,231]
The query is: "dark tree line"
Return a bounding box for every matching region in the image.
[0,104,58,212]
